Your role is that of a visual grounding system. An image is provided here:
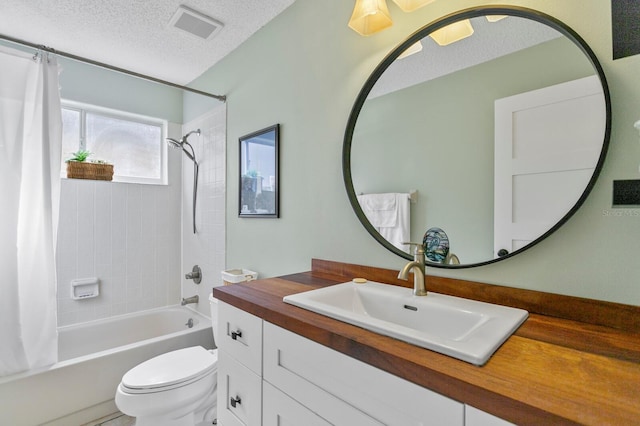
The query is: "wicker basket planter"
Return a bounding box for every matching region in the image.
[66,161,114,181]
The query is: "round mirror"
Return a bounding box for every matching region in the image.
[343,6,611,268]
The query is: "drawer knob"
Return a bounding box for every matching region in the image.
[230,395,242,408]
[231,330,242,340]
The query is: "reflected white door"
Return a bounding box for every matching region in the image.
[494,75,605,257]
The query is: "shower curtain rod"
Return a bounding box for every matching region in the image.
[0,33,226,102]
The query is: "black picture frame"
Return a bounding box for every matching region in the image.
[612,0,640,60]
[239,124,280,218]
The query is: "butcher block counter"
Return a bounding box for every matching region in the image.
[212,259,640,425]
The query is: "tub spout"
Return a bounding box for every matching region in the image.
[181,295,199,305]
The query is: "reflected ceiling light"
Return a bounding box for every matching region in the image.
[486,15,508,22]
[397,40,423,59]
[348,0,393,36]
[429,19,474,46]
[391,0,436,12]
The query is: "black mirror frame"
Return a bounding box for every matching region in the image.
[342,6,611,268]
[239,124,280,218]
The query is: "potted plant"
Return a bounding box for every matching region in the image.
[66,150,114,181]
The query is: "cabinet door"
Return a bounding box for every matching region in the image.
[465,405,515,426]
[263,322,464,426]
[263,381,332,426]
[218,301,263,374]
[217,350,262,426]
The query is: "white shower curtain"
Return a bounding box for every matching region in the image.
[0,46,62,376]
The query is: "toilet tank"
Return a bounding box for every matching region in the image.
[209,294,218,346]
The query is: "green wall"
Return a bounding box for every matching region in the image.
[188,0,640,305]
[58,57,184,122]
[0,40,184,121]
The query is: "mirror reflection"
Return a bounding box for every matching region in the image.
[346,10,609,267]
[239,124,280,218]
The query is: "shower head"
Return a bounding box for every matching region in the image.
[167,129,201,234]
[166,137,182,149]
[166,129,200,164]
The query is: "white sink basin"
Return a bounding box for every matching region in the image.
[283,280,528,365]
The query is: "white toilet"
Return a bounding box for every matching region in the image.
[115,296,219,426]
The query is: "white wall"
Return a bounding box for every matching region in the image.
[56,124,183,326]
[180,105,227,317]
[187,0,640,305]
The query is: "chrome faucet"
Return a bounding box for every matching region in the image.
[181,295,199,305]
[398,242,428,296]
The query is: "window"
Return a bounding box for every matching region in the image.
[61,101,167,184]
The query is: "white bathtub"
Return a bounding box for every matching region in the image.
[0,305,214,426]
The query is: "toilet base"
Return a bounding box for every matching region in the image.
[129,382,217,426]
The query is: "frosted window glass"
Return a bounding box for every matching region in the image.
[61,103,165,183]
[86,113,162,179]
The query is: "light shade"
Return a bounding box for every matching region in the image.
[397,41,423,59]
[391,0,436,12]
[348,0,393,36]
[429,19,474,46]
[486,15,508,22]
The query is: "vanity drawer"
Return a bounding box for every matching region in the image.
[263,322,464,426]
[263,381,332,426]
[217,301,263,374]
[217,350,262,426]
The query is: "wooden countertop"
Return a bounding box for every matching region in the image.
[213,260,640,425]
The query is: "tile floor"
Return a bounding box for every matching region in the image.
[83,412,135,426]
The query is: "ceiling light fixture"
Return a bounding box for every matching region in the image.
[429,19,474,46]
[486,15,508,22]
[391,0,436,12]
[348,0,393,36]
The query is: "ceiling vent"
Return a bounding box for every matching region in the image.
[169,5,224,40]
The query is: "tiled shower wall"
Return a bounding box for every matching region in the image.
[181,105,227,318]
[55,104,226,326]
[55,124,183,327]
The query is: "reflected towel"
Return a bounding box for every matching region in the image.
[357,193,397,227]
[358,193,411,252]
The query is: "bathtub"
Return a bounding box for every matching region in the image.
[0,305,214,426]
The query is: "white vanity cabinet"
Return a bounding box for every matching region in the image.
[217,302,263,426]
[217,301,514,426]
[465,405,516,426]
[262,322,464,425]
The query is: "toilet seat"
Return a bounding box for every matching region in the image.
[121,346,218,394]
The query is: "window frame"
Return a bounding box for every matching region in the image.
[61,100,168,185]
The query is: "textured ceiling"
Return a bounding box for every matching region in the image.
[0,0,297,85]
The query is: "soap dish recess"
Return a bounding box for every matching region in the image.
[71,278,100,300]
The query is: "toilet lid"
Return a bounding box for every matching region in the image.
[122,346,217,392]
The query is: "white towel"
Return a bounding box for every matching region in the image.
[358,193,411,252]
[357,193,397,227]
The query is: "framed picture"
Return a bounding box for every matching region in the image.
[239,124,280,218]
